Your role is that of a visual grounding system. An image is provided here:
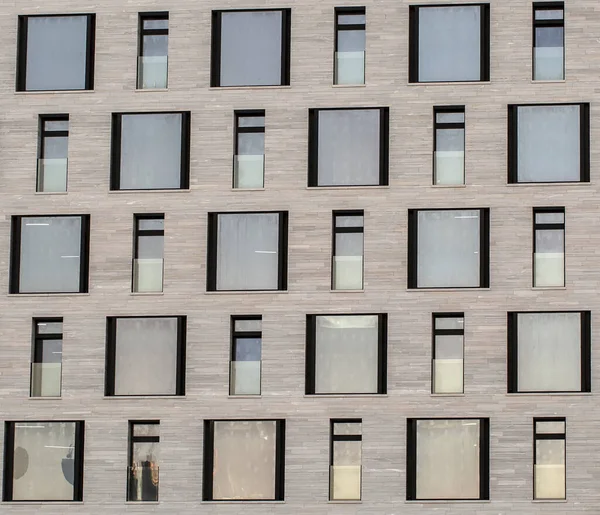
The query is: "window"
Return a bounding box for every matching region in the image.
[37,115,69,192]
[432,314,464,394]
[507,311,590,393]
[409,4,490,83]
[17,14,95,91]
[10,215,90,294]
[308,107,389,186]
[306,314,387,395]
[334,7,365,85]
[3,421,84,501]
[433,107,465,185]
[206,212,288,291]
[128,421,160,502]
[132,215,164,293]
[31,319,63,398]
[138,13,168,89]
[110,112,191,190]
[407,209,490,289]
[533,208,565,287]
[105,316,186,396]
[406,418,489,500]
[332,211,364,290]
[230,316,262,395]
[533,3,564,80]
[211,9,291,87]
[534,418,566,500]
[203,420,285,501]
[233,111,265,189]
[508,103,590,183]
[330,420,362,501]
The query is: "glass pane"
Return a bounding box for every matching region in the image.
[534,27,564,80]
[234,155,265,188]
[536,421,565,434]
[220,11,283,86]
[238,132,265,155]
[335,232,363,257]
[436,128,464,152]
[133,423,160,438]
[129,438,159,501]
[338,14,366,25]
[12,422,77,500]
[534,229,564,287]
[36,321,63,335]
[230,355,261,395]
[435,335,463,359]
[43,136,68,160]
[535,440,565,499]
[338,30,365,52]
[333,422,362,436]
[44,120,69,132]
[435,317,463,331]
[133,259,163,293]
[335,51,365,85]
[335,215,363,228]
[30,362,62,397]
[212,421,277,500]
[138,219,164,231]
[535,212,564,224]
[433,334,464,394]
[143,18,168,30]
[142,34,168,57]
[233,337,262,361]
[37,159,68,192]
[138,56,168,89]
[436,112,464,124]
[234,319,262,332]
[535,9,563,20]
[138,235,164,259]
[238,116,265,128]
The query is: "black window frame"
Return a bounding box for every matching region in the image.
[210,9,291,88]
[533,417,566,500]
[407,208,490,289]
[2,420,85,502]
[433,105,465,184]
[137,12,169,89]
[334,7,366,85]
[104,315,187,397]
[507,311,591,393]
[308,106,390,187]
[110,111,191,191]
[305,313,388,395]
[31,317,63,397]
[332,210,364,290]
[206,211,289,292]
[406,417,490,501]
[408,4,490,84]
[329,418,362,501]
[230,315,263,396]
[9,214,91,294]
[202,419,286,501]
[532,2,564,81]
[132,213,164,292]
[532,207,565,287]
[127,420,160,502]
[233,110,266,187]
[37,114,69,192]
[507,103,590,184]
[17,14,96,92]
[431,312,464,394]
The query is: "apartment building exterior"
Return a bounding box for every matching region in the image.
[0,0,598,513]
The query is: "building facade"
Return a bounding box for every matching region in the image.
[0,0,599,513]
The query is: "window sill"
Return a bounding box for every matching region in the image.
[531,286,566,290]
[430,393,465,397]
[405,500,490,504]
[29,396,62,400]
[134,88,169,92]
[330,289,364,293]
[304,394,388,398]
[125,501,160,504]
[507,392,591,396]
[406,288,490,292]
[8,293,90,297]
[3,501,85,505]
[209,85,291,91]
[109,188,191,194]
[15,90,95,95]
[531,79,566,83]
[306,185,389,190]
[431,184,467,188]
[328,500,362,503]
[332,83,366,88]
[34,191,68,195]
[228,395,261,399]
[407,81,491,86]
[532,499,568,503]
[506,182,588,187]
[130,292,164,296]
[202,501,285,504]
[205,290,288,295]
[231,188,266,191]
[103,395,187,399]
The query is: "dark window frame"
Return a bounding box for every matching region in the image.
[104,315,187,397]
[2,420,85,502]
[110,111,191,191]
[305,313,388,395]
[408,4,490,83]
[431,312,464,394]
[433,106,465,184]
[507,103,590,184]
[507,311,591,393]
[532,2,564,81]
[31,317,63,397]
[210,8,291,87]
[233,110,266,187]
[308,106,390,187]
[137,12,169,89]
[202,419,286,501]
[9,214,91,294]
[16,14,96,92]
[407,208,490,289]
[334,7,366,85]
[132,213,164,292]
[532,207,565,287]
[37,114,69,192]
[230,315,263,395]
[533,417,566,500]
[127,420,160,502]
[206,211,289,292]
[329,418,362,501]
[332,210,364,290]
[406,417,490,501]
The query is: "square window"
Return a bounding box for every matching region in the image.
[31,318,63,397]
[17,15,95,92]
[138,13,169,89]
[306,314,387,394]
[207,212,288,291]
[533,3,564,81]
[433,106,465,185]
[409,4,490,83]
[332,211,364,290]
[308,107,389,186]
[508,103,590,183]
[3,421,85,501]
[507,311,590,393]
[203,420,285,501]
[334,7,366,85]
[534,418,566,500]
[105,316,186,396]
[128,421,160,501]
[111,112,191,190]
[37,115,69,192]
[432,313,464,394]
[533,208,565,287]
[330,420,362,501]
[407,418,489,500]
[10,215,90,294]
[233,111,265,188]
[230,316,262,395]
[132,215,164,293]
[408,209,490,289]
[211,9,291,87]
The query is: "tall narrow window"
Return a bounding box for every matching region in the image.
[433,107,465,185]
[334,7,365,85]
[230,316,262,395]
[330,420,362,501]
[138,13,168,89]
[233,111,265,189]
[128,421,160,502]
[533,3,564,81]
[37,115,69,192]
[133,215,164,293]
[534,418,566,500]
[432,313,464,394]
[332,211,364,290]
[533,208,565,287]
[30,318,63,397]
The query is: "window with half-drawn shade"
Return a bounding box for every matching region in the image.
[533,208,565,287]
[230,316,262,395]
[432,313,464,394]
[534,418,566,500]
[138,13,168,89]
[334,7,365,85]
[433,106,465,185]
[330,420,362,501]
[233,111,265,189]
[128,421,160,502]
[132,215,164,293]
[533,3,564,81]
[37,115,69,192]
[2,421,84,501]
[30,319,63,398]
[332,211,364,290]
